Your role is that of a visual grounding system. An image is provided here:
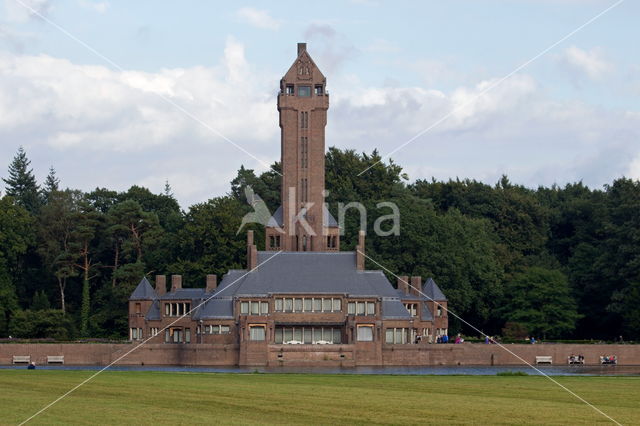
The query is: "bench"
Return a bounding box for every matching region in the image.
[600,356,617,365]
[47,356,64,364]
[12,355,31,364]
[535,356,553,364]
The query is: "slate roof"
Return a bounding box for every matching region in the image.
[381,297,412,319]
[131,252,444,322]
[421,303,434,321]
[266,205,338,228]
[129,277,156,300]
[422,278,447,301]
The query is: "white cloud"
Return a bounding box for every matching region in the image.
[77,0,109,14]
[236,7,281,30]
[1,39,638,207]
[3,0,52,23]
[561,46,613,80]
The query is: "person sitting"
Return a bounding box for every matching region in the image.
[27,362,36,370]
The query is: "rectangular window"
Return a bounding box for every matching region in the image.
[251,301,260,315]
[261,302,269,314]
[304,328,312,344]
[249,326,266,341]
[286,84,294,95]
[322,298,332,312]
[303,298,312,312]
[294,298,303,312]
[284,328,293,343]
[366,302,375,315]
[332,298,341,312]
[298,86,311,97]
[165,303,170,316]
[294,328,303,342]
[357,325,374,342]
[437,306,443,317]
[165,329,170,343]
[333,329,341,344]
[135,303,141,314]
[357,302,365,315]
[275,328,283,344]
[240,301,249,314]
[185,328,191,344]
[284,298,293,312]
[275,298,283,312]
[131,328,138,340]
[348,302,356,315]
[313,298,322,312]
[221,325,230,334]
[315,85,323,96]
[385,329,394,344]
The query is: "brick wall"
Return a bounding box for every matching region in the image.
[1,343,638,367]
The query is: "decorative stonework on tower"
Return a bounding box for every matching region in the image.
[265,43,340,252]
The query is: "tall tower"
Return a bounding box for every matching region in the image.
[265,43,340,252]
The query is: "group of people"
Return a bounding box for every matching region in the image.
[568,354,585,364]
[601,355,617,364]
[484,335,498,344]
[434,333,465,344]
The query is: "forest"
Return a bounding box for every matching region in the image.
[1,146,639,341]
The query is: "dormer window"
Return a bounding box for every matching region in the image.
[298,86,311,97]
[315,85,323,96]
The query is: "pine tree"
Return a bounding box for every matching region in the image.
[31,290,51,311]
[163,179,173,197]
[42,166,60,201]
[3,147,41,213]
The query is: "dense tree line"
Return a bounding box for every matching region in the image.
[1,147,639,341]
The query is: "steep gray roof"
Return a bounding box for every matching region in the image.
[129,277,156,300]
[421,303,434,321]
[267,205,338,228]
[381,297,412,319]
[159,288,207,300]
[193,297,234,320]
[423,278,447,301]
[216,251,398,298]
[145,300,161,321]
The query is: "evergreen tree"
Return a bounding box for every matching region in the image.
[42,166,60,202]
[3,147,41,213]
[31,290,51,310]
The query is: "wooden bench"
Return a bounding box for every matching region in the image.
[12,355,31,364]
[535,356,553,364]
[47,355,64,364]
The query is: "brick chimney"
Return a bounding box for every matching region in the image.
[171,275,182,292]
[397,276,409,295]
[356,230,365,270]
[206,274,217,293]
[410,276,422,297]
[247,230,257,271]
[155,275,166,296]
[297,42,307,56]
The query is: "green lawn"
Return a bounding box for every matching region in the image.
[1,370,638,425]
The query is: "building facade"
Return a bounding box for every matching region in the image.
[128,44,448,366]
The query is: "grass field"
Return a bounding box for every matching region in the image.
[1,370,638,425]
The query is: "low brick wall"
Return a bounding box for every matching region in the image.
[1,343,637,367]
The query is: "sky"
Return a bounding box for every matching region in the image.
[0,0,639,207]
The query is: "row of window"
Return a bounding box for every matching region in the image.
[165,327,191,343]
[347,301,376,316]
[274,297,341,313]
[240,301,270,315]
[164,302,191,317]
[197,324,231,335]
[268,235,281,249]
[284,85,324,97]
[130,327,143,340]
[404,303,418,317]
[275,327,342,344]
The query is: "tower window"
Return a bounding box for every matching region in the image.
[286,85,294,95]
[301,137,308,168]
[300,111,308,129]
[315,85,323,95]
[298,86,311,97]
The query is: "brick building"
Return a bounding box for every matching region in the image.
[128,43,448,366]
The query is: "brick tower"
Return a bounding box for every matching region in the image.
[265,43,340,252]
